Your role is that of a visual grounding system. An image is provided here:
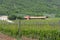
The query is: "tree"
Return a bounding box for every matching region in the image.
[8,15,16,20]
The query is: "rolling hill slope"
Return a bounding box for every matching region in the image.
[0,0,60,17]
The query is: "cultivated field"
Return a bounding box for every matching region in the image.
[0,18,60,40]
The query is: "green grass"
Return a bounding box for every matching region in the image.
[20,18,60,30]
[0,18,60,40]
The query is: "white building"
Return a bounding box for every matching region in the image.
[0,16,14,23]
[0,16,8,20]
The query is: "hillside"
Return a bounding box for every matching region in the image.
[0,0,60,17]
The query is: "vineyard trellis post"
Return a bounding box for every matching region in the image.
[17,18,21,40]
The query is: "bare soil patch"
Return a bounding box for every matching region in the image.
[0,33,16,40]
[0,33,38,40]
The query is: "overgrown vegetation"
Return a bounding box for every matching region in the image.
[8,15,23,20]
[0,18,60,40]
[0,0,60,17]
[8,15,16,20]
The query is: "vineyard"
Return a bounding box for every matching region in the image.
[0,18,60,40]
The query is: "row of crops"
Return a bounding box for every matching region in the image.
[0,18,60,40]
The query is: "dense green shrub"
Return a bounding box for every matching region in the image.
[55,14,60,17]
[8,15,24,20]
[8,15,17,20]
[16,16,24,19]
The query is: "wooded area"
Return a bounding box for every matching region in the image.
[0,0,60,17]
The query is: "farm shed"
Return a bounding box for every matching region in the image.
[24,16,48,20]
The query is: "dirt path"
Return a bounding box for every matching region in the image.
[0,33,16,40]
[0,33,38,40]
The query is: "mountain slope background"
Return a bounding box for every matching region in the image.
[0,0,60,17]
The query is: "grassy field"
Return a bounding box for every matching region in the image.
[0,18,60,40]
[20,18,60,32]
